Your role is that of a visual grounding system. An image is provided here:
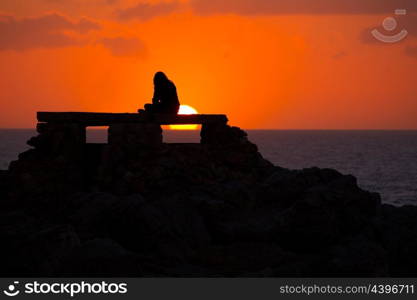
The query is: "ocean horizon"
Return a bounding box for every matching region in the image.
[1,128,416,207]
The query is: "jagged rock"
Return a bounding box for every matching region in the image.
[1,116,417,277]
[1,223,80,276]
[69,192,121,240]
[272,171,381,251]
[327,235,388,277]
[0,169,10,208]
[58,238,141,277]
[195,242,291,276]
[378,205,417,276]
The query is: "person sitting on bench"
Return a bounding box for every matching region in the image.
[139,72,180,115]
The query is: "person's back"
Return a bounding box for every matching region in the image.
[141,72,180,114]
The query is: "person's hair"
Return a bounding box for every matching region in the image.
[154,71,169,85]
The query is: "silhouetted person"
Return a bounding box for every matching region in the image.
[140,72,180,114]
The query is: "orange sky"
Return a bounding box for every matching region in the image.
[0,0,417,129]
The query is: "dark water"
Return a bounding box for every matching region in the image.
[1,129,416,206]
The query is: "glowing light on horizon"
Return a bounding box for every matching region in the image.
[170,105,199,130]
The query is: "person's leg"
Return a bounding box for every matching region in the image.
[152,103,166,114]
[142,103,167,114]
[173,103,180,115]
[144,103,153,112]
[156,104,178,114]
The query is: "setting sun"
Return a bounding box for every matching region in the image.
[169,105,199,130]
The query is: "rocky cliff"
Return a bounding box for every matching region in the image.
[1,122,416,277]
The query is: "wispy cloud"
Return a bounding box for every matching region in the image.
[190,0,417,15]
[0,13,100,51]
[116,1,180,21]
[98,36,146,57]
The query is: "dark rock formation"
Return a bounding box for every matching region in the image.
[1,119,417,277]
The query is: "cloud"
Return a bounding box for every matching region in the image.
[42,0,116,4]
[99,37,146,57]
[0,12,147,57]
[0,13,100,51]
[116,1,180,21]
[190,0,417,15]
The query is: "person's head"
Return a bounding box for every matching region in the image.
[154,71,169,85]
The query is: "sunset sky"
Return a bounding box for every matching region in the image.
[1,0,417,129]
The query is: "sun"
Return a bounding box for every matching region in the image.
[170,105,199,130]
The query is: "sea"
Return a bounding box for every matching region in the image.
[1,129,416,206]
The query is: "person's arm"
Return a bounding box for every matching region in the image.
[152,85,159,104]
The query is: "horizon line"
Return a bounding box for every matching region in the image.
[1,127,417,131]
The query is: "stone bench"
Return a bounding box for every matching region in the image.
[37,112,228,126]
[32,112,233,156]
[25,111,253,192]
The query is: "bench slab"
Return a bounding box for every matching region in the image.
[37,112,228,126]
